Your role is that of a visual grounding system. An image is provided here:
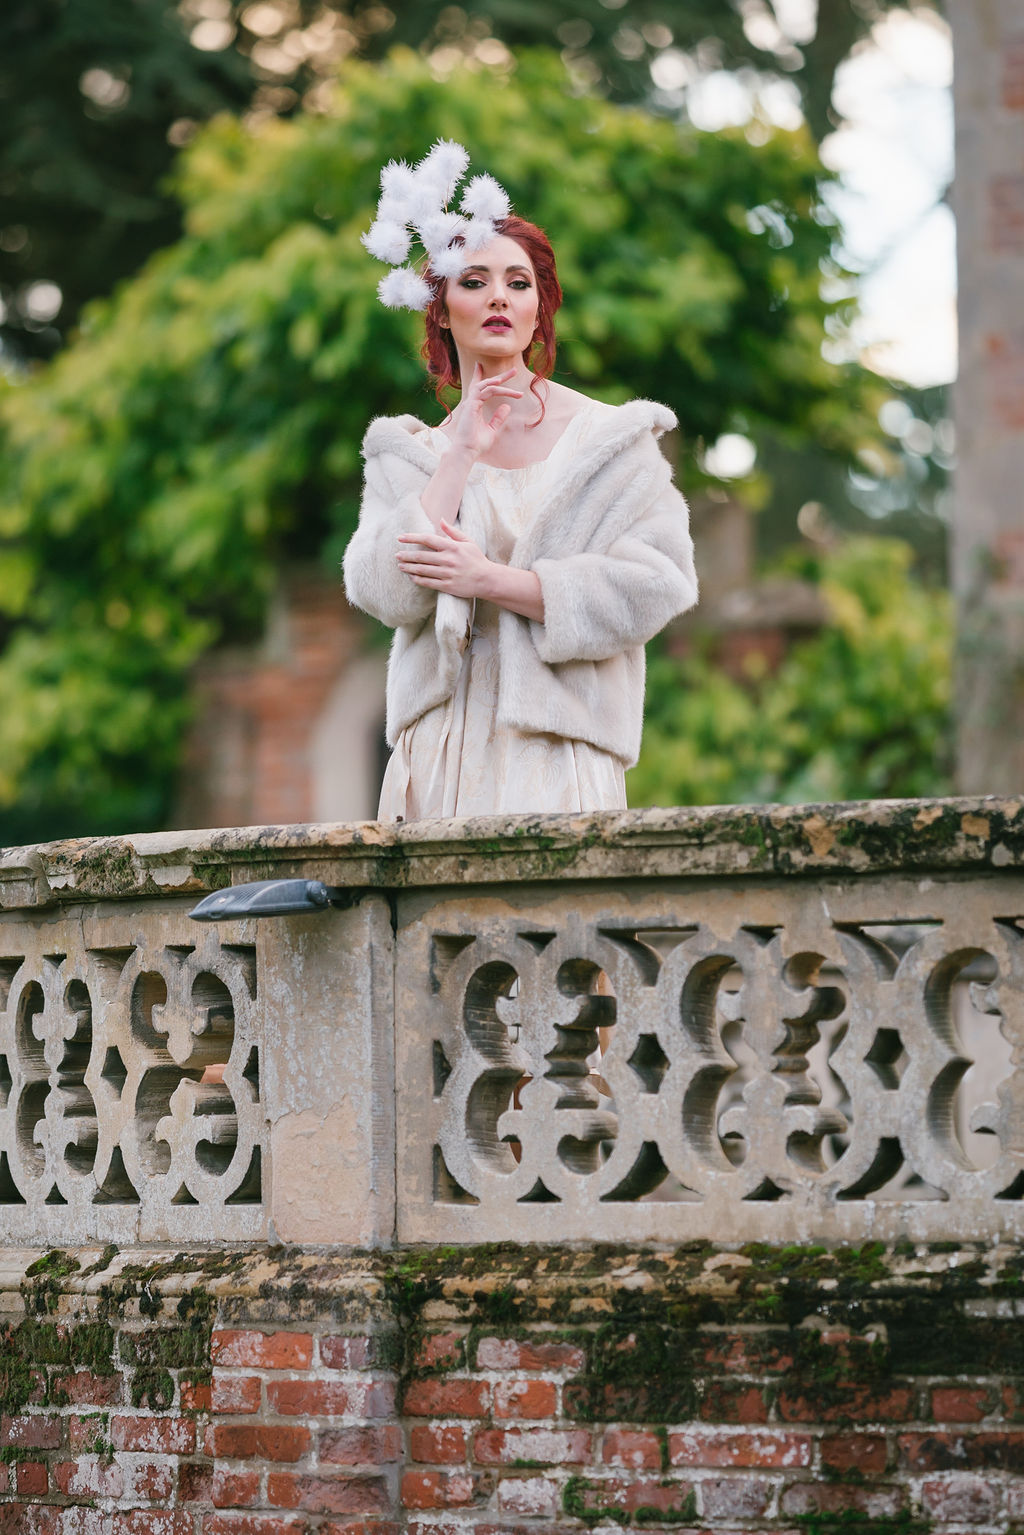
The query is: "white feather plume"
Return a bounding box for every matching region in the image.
[420,138,471,200]
[377,266,434,311]
[461,216,497,253]
[379,159,419,203]
[376,192,409,228]
[366,143,512,310]
[430,244,469,280]
[361,218,412,265]
[419,211,468,256]
[405,168,450,225]
[460,173,511,222]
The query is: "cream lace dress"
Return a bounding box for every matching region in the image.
[377,402,627,822]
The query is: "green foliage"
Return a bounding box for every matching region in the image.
[0,0,251,360]
[0,47,874,840]
[755,383,954,580]
[0,0,939,362]
[629,537,953,809]
[200,0,941,146]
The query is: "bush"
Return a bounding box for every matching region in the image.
[629,538,953,808]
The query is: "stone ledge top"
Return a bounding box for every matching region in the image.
[2,795,1022,911]
[3,1243,1024,1327]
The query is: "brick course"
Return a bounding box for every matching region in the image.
[3,1245,1024,1533]
[211,1332,314,1372]
[990,172,1024,254]
[1003,35,1024,110]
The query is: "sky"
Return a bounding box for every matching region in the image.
[681,3,957,391]
[824,7,955,387]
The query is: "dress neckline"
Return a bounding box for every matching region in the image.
[431,398,596,472]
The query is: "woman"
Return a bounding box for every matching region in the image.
[344,157,698,821]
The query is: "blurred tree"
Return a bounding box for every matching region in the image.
[630,536,953,807]
[749,383,954,581]
[0,48,880,842]
[0,0,943,360]
[0,0,252,363]
[221,0,943,144]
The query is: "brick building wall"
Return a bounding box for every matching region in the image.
[3,1244,1024,1533]
[174,570,386,831]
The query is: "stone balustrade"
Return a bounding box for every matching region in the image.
[1,796,1023,1249]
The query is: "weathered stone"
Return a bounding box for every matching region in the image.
[261,896,395,1245]
[949,0,1024,792]
[1,797,1022,1246]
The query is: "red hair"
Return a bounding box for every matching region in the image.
[420,215,562,423]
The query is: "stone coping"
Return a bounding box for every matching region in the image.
[2,795,1022,911]
[3,1243,1024,1338]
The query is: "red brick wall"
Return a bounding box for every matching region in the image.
[175,570,367,830]
[3,1246,1024,1532]
[1003,35,1024,111]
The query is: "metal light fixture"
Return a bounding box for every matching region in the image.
[189,878,348,922]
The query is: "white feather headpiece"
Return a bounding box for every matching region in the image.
[361,140,513,312]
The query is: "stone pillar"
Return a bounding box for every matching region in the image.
[949,2,1024,791]
[261,896,396,1246]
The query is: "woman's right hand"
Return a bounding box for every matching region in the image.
[417,364,522,533]
[449,362,522,459]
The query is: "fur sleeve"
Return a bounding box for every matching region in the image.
[529,482,698,664]
[342,450,438,627]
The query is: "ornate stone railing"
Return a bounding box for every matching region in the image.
[1,796,1023,1247]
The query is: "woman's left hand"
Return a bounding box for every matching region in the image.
[396,520,494,599]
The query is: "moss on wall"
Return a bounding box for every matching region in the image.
[3,1236,1019,1535]
[1,1247,244,1427]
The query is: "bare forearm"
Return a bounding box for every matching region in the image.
[396,515,545,623]
[420,446,476,531]
[480,563,545,623]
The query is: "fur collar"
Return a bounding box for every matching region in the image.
[361,397,676,486]
[362,398,680,657]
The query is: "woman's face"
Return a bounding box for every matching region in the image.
[443,234,539,362]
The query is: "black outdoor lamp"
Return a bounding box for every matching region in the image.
[189,878,350,922]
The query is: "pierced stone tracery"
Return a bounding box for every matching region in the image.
[2,810,1022,1249]
[398,900,1024,1242]
[0,931,264,1241]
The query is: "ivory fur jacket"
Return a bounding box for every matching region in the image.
[342,398,698,768]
